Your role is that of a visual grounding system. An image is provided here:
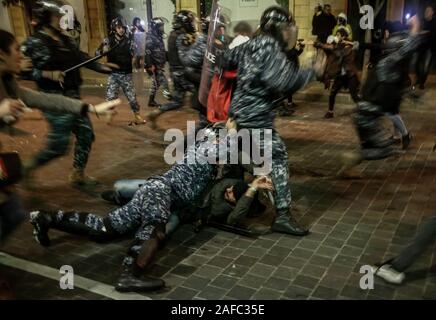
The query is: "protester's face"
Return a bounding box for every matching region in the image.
[425,6,434,21]
[224,186,237,204]
[338,17,346,25]
[325,6,332,14]
[116,25,125,37]
[0,40,22,75]
[336,32,344,42]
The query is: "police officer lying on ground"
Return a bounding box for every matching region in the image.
[101,167,275,236]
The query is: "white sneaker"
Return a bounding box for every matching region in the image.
[373,264,405,285]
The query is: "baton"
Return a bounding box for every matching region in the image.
[63,42,121,74]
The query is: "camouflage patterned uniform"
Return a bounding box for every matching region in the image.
[22,31,108,171]
[160,30,196,112]
[145,31,170,98]
[97,34,140,114]
[223,34,314,215]
[33,135,224,267]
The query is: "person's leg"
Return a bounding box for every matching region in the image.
[374,215,436,285]
[70,115,97,186]
[113,179,148,203]
[23,112,75,184]
[420,49,433,88]
[354,101,396,160]
[348,75,361,103]
[119,74,144,124]
[115,178,172,292]
[105,74,120,124]
[391,216,436,272]
[157,67,171,99]
[0,193,27,242]
[148,67,160,107]
[327,76,344,118]
[259,132,308,236]
[159,72,186,112]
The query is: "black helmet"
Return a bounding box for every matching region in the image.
[150,17,166,35]
[173,10,196,33]
[200,16,210,34]
[259,6,293,44]
[32,0,69,27]
[110,16,128,34]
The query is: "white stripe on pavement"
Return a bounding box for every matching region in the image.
[0,252,151,300]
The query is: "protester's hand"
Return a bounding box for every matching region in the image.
[43,70,64,84]
[252,176,274,191]
[409,14,420,36]
[20,56,33,72]
[105,62,120,70]
[0,99,25,119]
[226,118,237,131]
[90,99,121,117]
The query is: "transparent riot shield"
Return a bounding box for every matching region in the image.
[198,0,231,110]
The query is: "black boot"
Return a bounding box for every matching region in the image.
[272,214,309,236]
[402,133,412,150]
[115,263,164,293]
[148,96,160,107]
[30,210,54,247]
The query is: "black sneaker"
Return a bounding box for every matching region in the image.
[402,133,412,150]
[324,111,334,119]
[30,211,52,247]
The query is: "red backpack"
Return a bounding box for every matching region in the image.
[207,70,237,123]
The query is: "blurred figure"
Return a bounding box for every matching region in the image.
[315,28,360,119]
[413,4,436,90]
[314,4,337,43]
[145,17,171,107]
[0,28,119,242]
[352,17,425,162]
[21,0,117,187]
[97,17,145,126]
[146,10,197,125]
[373,214,436,285]
[311,3,323,38]
[229,21,253,49]
[131,17,146,71]
[332,13,353,40]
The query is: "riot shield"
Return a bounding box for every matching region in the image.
[198,0,231,111]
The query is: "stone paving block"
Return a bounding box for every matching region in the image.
[282,285,313,300]
[238,274,267,289]
[167,287,199,300]
[196,286,228,300]
[219,246,244,259]
[248,263,277,277]
[226,285,256,300]
[209,275,239,290]
[259,254,286,266]
[252,288,283,300]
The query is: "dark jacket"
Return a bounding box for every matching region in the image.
[97,34,135,74]
[321,41,359,79]
[179,34,207,86]
[167,30,186,70]
[315,12,337,43]
[223,34,313,129]
[362,34,424,113]
[22,30,110,94]
[145,31,167,68]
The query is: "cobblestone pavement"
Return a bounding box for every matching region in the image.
[1,77,436,300]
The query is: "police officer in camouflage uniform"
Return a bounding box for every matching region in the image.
[30,130,230,292]
[145,17,171,107]
[223,6,314,236]
[21,0,115,186]
[146,11,197,124]
[97,17,145,125]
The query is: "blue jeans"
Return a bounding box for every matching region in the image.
[113,179,147,203]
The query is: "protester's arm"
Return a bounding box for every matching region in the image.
[227,176,273,225]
